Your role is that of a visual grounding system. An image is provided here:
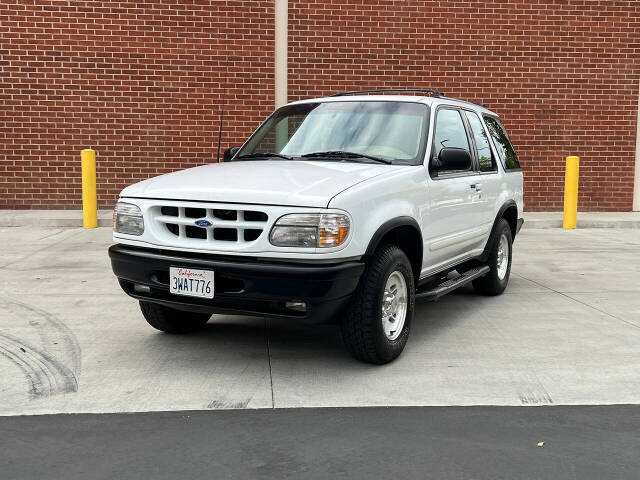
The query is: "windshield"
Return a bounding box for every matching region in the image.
[235,101,429,165]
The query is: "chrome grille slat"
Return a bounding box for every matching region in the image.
[154,216,267,228]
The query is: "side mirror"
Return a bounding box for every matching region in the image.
[435,147,472,171]
[223,146,241,162]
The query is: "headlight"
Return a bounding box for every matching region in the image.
[269,213,350,248]
[113,202,144,235]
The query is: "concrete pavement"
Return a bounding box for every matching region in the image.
[1,226,639,415]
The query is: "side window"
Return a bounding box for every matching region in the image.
[483,116,521,170]
[432,109,470,175]
[465,111,496,172]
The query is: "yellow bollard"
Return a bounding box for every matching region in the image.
[562,156,580,229]
[81,149,97,228]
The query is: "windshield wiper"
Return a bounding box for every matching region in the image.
[300,151,392,164]
[235,152,294,161]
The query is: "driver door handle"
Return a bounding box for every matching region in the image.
[470,183,482,192]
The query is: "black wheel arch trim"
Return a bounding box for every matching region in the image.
[364,217,423,281]
[478,200,519,263]
[365,216,423,256]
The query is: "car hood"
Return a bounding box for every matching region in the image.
[120,160,404,207]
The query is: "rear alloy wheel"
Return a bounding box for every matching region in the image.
[472,218,513,296]
[139,301,210,334]
[496,233,510,281]
[341,244,415,364]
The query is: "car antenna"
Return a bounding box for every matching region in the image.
[216,54,229,162]
[216,94,225,162]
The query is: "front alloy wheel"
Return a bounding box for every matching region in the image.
[381,271,408,341]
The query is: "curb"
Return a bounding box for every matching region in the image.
[0,211,112,228]
[522,213,640,229]
[522,220,640,229]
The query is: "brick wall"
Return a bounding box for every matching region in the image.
[1,0,639,210]
[0,0,274,209]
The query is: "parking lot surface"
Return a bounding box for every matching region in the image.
[1,226,639,415]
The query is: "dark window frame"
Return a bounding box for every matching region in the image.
[462,109,498,175]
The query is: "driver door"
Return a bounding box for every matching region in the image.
[421,106,487,275]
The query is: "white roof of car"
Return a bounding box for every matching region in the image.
[289,94,497,116]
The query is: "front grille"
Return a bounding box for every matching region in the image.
[185,225,207,239]
[185,207,206,218]
[213,209,237,221]
[154,205,268,244]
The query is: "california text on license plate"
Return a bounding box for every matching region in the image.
[169,267,214,299]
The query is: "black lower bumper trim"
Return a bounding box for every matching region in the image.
[109,245,364,322]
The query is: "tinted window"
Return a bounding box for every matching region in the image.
[432,108,470,160]
[465,111,496,172]
[483,116,521,170]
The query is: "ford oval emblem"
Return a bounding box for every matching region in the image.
[195,219,212,227]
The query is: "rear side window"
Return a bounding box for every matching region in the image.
[465,111,496,172]
[483,116,521,170]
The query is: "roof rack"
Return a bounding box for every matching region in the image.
[328,89,488,109]
[329,88,445,98]
[451,98,487,108]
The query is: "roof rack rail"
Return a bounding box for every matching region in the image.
[447,97,486,108]
[329,88,445,98]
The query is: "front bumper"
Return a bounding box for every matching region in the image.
[108,244,364,323]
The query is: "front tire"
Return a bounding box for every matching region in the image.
[139,301,210,334]
[472,218,513,296]
[341,244,415,364]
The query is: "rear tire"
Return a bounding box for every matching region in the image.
[139,301,210,334]
[472,218,512,296]
[341,244,415,364]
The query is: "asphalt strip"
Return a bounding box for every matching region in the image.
[1,405,638,480]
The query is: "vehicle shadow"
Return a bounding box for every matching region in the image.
[191,283,481,363]
[412,283,482,342]
[135,283,485,371]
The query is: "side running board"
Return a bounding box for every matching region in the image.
[415,265,490,302]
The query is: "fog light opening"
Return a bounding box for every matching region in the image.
[285,301,307,312]
[133,284,151,293]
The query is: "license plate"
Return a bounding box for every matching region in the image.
[169,267,214,299]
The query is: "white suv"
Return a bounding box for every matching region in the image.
[109,89,524,364]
